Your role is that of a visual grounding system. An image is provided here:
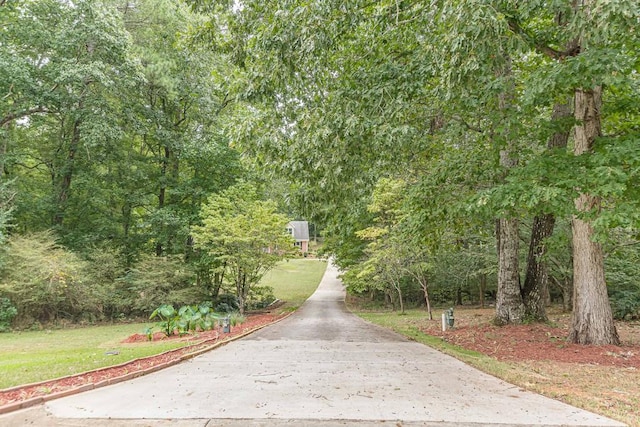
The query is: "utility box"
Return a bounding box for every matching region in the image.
[442,308,455,331]
[222,316,231,333]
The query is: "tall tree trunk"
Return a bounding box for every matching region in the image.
[568,87,619,345]
[496,217,524,324]
[237,269,248,315]
[155,145,170,256]
[54,119,81,226]
[522,214,554,320]
[522,102,571,321]
[494,56,524,325]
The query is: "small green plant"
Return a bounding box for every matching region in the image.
[144,326,154,341]
[149,304,178,336]
[149,303,221,338]
[0,297,17,332]
[176,303,220,334]
[228,311,246,327]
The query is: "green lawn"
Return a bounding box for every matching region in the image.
[0,258,327,390]
[0,323,189,389]
[262,258,328,308]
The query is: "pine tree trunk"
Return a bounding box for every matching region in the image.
[568,87,619,345]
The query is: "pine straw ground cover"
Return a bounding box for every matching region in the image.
[357,305,640,427]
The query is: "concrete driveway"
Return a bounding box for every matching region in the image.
[1,261,625,426]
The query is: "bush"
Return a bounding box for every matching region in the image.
[610,290,640,320]
[213,293,240,313]
[119,255,196,316]
[0,231,102,326]
[81,246,128,320]
[245,285,276,310]
[0,297,17,332]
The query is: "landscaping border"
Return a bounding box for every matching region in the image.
[0,311,294,415]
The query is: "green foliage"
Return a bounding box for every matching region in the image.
[3,0,241,264]
[149,304,178,336]
[119,254,197,315]
[228,311,245,327]
[609,291,640,321]
[149,302,228,337]
[176,303,219,333]
[0,231,102,326]
[245,285,276,310]
[193,182,295,313]
[0,180,14,245]
[605,232,640,320]
[80,246,129,319]
[0,297,17,332]
[213,293,240,313]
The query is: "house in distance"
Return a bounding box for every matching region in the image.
[287,221,310,253]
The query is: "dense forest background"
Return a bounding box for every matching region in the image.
[1,0,639,344]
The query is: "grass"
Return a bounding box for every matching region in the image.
[357,310,509,374]
[262,258,328,308]
[0,258,327,390]
[353,307,639,426]
[0,323,189,389]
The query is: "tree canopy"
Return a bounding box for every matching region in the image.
[1,0,639,343]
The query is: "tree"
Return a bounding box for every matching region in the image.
[200,0,639,344]
[503,0,639,344]
[2,0,241,264]
[192,182,294,313]
[522,102,572,322]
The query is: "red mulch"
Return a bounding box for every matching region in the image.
[3,307,639,412]
[0,313,285,409]
[419,309,640,369]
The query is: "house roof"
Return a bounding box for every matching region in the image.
[288,221,309,241]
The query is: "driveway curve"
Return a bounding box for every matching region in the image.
[1,261,625,426]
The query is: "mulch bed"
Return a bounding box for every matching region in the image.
[0,312,286,412]
[419,308,640,368]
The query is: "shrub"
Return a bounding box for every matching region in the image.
[610,290,640,320]
[245,285,276,310]
[213,293,240,313]
[81,246,128,319]
[120,255,196,316]
[0,231,102,326]
[0,297,17,332]
[149,304,178,336]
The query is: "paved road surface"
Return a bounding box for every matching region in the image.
[1,261,626,426]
